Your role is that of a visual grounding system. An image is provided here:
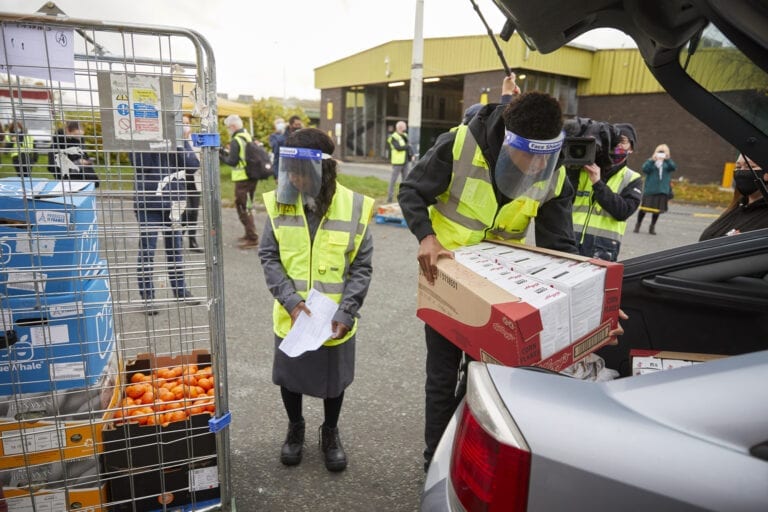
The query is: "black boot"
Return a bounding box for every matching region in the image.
[633,222,641,233]
[280,419,305,466]
[649,224,657,235]
[319,425,347,472]
[189,237,203,253]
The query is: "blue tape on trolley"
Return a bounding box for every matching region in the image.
[209,410,232,432]
[192,132,220,147]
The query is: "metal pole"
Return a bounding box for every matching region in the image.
[407,0,424,158]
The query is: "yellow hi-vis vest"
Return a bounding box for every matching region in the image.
[572,166,641,243]
[263,183,375,345]
[9,133,33,158]
[231,131,252,182]
[387,132,408,165]
[430,124,567,250]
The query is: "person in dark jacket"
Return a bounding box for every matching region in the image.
[131,142,200,315]
[700,154,768,240]
[268,117,286,180]
[398,86,579,471]
[48,121,100,186]
[567,120,643,261]
[179,114,202,252]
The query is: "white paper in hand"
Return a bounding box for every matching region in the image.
[279,289,337,358]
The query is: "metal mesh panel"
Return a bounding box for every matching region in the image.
[0,9,230,511]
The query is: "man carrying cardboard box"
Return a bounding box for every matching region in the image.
[398,79,583,472]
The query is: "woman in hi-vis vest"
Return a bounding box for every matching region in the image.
[258,128,375,473]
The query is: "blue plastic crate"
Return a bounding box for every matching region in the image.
[374,214,408,228]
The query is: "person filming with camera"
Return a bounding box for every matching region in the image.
[566,120,643,261]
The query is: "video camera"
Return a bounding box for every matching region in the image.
[559,136,597,168]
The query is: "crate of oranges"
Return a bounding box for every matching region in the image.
[101,350,218,470]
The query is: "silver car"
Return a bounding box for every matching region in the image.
[423,350,768,511]
[423,0,768,509]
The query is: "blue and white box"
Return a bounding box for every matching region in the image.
[0,269,115,395]
[0,178,101,296]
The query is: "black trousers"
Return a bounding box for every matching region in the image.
[424,324,464,464]
[181,178,200,236]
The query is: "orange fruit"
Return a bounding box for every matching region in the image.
[130,372,147,384]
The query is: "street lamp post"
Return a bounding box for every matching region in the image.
[407,0,424,158]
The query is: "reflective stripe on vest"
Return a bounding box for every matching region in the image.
[231,131,252,182]
[572,166,640,242]
[388,132,408,165]
[429,124,565,250]
[264,184,374,346]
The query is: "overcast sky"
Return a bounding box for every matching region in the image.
[2,0,635,100]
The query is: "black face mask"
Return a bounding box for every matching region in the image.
[733,169,762,196]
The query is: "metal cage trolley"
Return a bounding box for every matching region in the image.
[0,4,233,511]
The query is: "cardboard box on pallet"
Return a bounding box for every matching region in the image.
[1,456,107,511]
[418,242,623,371]
[0,268,115,394]
[0,178,102,297]
[107,458,220,512]
[631,350,727,375]
[0,351,119,469]
[101,350,217,471]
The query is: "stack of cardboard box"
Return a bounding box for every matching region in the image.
[0,178,116,510]
[418,241,623,371]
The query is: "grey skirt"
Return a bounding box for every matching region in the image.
[641,193,669,214]
[272,334,356,399]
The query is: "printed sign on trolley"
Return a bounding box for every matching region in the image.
[97,72,177,151]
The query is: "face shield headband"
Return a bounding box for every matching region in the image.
[494,130,565,198]
[276,147,331,204]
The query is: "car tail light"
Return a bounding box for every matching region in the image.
[449,363,531,512]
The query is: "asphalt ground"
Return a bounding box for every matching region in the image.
[221,163,724,511]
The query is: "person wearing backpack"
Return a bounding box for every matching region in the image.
[220,114,259,249]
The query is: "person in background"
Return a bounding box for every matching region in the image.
[286,115,304,136]
[569,121,643,261]
[6,121,35,178]
[398,81,580,472]
[634,143,677,234]
[269,117,287,181]
[49,121,100,186]
[131,142,200,315]
[180,114,203,252]
[700,154,768,240]
[258,128,374,473]
[386,121,413,203]
[219,114,259,249]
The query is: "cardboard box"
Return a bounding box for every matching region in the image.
[418,242,623,371]
[0,357,119,469]
[0,270,115,395]
[107,459,220,512]
[101,350,217,471]
[4,484,107,512]
[0,179,102,296]
[631,350,727,376]
[1,457,106,511]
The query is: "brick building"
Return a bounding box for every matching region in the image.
[314,34,737,184]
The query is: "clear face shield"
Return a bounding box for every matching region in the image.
[277,147,325,204]
[494,130,565,198]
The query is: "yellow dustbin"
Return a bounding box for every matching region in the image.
[721,162,736,188]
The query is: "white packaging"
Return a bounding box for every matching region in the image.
[533,260,606,342]
[490,272,570,359]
